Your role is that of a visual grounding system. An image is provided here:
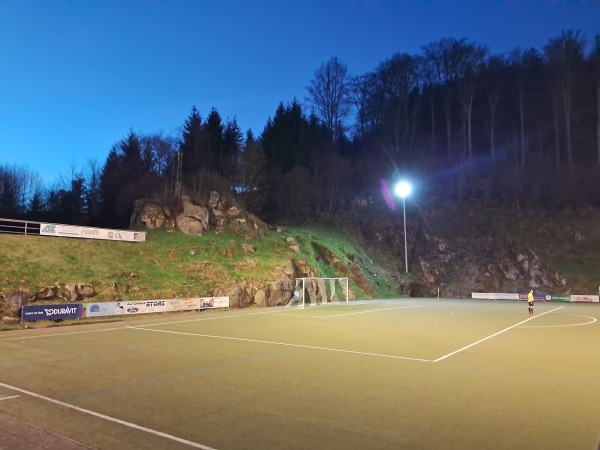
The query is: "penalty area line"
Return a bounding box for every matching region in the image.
[127,326,433,362]
[433,306,565,363]
[0,383,217,450]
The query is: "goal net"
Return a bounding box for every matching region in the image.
[286,277,349,308]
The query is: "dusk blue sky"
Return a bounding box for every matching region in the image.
[1,0,599,185]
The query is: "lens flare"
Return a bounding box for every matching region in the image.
[381,179,395,211]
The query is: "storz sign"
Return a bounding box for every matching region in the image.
[22,304,83,322]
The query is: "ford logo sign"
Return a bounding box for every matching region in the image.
[127,307,139,313]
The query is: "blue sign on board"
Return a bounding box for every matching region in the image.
[22,304,83,322]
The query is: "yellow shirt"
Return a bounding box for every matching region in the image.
[528,292,534,302]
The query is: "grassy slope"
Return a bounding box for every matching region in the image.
[2,205,597,312]
[0,223,400,304]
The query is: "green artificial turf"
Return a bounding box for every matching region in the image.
[0,299,598,450]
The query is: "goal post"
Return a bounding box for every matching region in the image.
[286,277,349,308]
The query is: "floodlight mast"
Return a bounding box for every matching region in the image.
[394,181,412,273]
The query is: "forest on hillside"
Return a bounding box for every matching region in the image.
[1,31,600,227]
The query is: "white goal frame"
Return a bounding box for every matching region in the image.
[287,277,349,308]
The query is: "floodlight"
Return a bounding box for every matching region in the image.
[394,181,412,198]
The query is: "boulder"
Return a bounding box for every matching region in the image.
[214,282,254,308]
[267,278,292,306]
[254,289,267,307]
[63,284,79,301]
[208,191,220,209]
[181,196,209,229]
[6,290,29,316]
[77,283,95,297]
[2,316,20,325]
[176,214,204,235]
[130,199,166,229]
[33,286,57,300]
[226,206,242,219]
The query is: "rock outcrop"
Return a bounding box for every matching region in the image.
[131,191,268,236]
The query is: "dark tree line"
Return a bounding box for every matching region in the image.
[2,30,600,227]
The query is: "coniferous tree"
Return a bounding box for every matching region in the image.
[236,130,267,211]
[27,191,46,221]
[261,99,313,173]
[205,108,225,174]
[179,106,205,177]
[223,118,244,182]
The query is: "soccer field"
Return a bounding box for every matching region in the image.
[0,299,599,450]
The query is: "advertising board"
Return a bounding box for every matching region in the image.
[22,304,83,322]
[40,223,145,242]
[570,295,599,303]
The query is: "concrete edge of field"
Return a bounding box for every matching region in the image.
[0,412,91,449]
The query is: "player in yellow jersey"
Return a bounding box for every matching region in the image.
[527,290,534,316]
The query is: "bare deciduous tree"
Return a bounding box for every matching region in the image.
[544,30,587,168]
[306,56,351,138]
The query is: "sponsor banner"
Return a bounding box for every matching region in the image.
[494,293,520,300]
[471,293,520,300]
[518,293,546,301]
[571,295,599,303]
[81,297,231,319]
[117,300,168,315]
[200,297,229,309]
[22,304,83,322]
[84,302,120,318]
[545,295,571,302]
[40,223,145,242]
[165,298,201,312]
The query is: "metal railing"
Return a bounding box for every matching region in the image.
[0,218,42,236]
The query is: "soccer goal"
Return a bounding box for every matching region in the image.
[286,277,349,308]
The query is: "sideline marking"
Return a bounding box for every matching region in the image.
[1,310,273,341]
[127,326,433,362]
[520,314,597,328]
[2,328,122,341]
[0,382,217,450]
[0,395,19,401]
[433,306,565,363]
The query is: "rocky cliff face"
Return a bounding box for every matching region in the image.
[344,203,599,297]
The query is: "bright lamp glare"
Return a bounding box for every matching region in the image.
[394,181,412,198]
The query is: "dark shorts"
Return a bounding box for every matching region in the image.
[528,302,534,306]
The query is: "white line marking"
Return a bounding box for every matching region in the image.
[432,306,565,363]
[320,305,423,318]
[1,311,273,341]
[0,395,20,401]
[0,382,217,449]
[520,314,597,328]
[2,328,122,341]
[133,310,274,328]
[127,326,433,362]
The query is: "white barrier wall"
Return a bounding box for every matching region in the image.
[571,295,599,303]
[472,293,599,303]
[40,223,146,242]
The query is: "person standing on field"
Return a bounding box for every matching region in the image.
[527,290,534,316]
